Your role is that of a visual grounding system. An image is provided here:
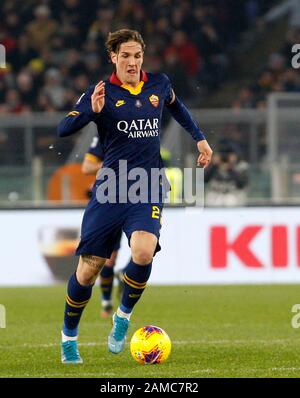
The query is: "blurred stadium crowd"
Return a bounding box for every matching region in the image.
[232,27,300,110]
[0,0,280,113]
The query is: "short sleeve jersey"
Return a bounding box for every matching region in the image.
[86,135,105,160]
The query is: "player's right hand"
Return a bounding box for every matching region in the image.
[91,81,105,113]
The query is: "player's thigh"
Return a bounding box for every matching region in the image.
[130,231,158,264]
[124,203,163,262]
[77,200,125,259]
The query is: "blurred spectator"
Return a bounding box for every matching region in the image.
[268,53,286,78]
[34,92,56,112]
[73,74,90,95]
[5,11,23,37]
[231,86,255,109]
[26,5,58,51]
[16,70,36,108]
[165,30,200,78]
[163,51,190,99]
[143,43,163,74]
[83,53,103,84]
[153,17,172,51]
[42,68,65,110]
[10,34,38,72]
[64,49,87,78]
[196,23,227,89]
[280,68,300,92]
[3,89,25,113]
[204,139,249,207]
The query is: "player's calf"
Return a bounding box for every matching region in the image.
[61,255,106,363]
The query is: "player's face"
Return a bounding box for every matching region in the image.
[111,41,144,86]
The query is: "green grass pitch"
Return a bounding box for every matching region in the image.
[1,284,300,378]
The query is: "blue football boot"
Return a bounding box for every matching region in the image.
[61,340,83,364]
[108,313,129,354]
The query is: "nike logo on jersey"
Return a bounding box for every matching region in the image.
[116,100,126,107]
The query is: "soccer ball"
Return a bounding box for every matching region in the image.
[130,325,171,365]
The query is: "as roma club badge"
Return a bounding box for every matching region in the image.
[149,94,159,107]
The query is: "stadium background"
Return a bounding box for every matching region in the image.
[1,0,300,378]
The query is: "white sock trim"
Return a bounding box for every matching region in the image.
[101,299,113,307]
[61,331,78,342]
[117,307,131,320]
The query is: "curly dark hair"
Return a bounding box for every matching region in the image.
[105,29,146,54]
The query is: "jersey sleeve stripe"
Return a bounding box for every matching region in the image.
[84,153,101,163]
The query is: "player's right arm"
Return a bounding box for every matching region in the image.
[57,81,105,137]
[81,154,103,175]
[81,135,104,175]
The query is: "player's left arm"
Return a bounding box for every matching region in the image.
[166,89,213,168]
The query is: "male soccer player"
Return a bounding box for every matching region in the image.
[82,135,128,317]
[58,29,213,364]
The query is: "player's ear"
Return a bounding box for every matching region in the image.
[110,52,117,65]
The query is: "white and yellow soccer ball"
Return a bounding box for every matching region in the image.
[130,325,171,365]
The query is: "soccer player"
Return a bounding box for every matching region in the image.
[58,29,213,364]
[82,135,128,317]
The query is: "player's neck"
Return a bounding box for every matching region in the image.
[116,73,140,89]
[124,81,140,88]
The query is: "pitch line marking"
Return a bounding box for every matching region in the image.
[3,368,300,377]
[0,338,300,349]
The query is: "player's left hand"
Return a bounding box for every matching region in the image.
[197,140,213,168]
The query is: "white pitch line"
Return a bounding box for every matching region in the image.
[3,368,300,378]
[189,367,300,374]
[1,372,117,378]
[271,367,300,372]
[0,338,300,349]
[174,339,300,345]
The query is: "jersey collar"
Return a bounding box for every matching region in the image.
[109,70,148,95]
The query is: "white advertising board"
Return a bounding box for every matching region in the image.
[0,207,299,285]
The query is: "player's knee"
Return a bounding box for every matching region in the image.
[132,249,154,265]
[77,270,97,286]
[130,232,157,265]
